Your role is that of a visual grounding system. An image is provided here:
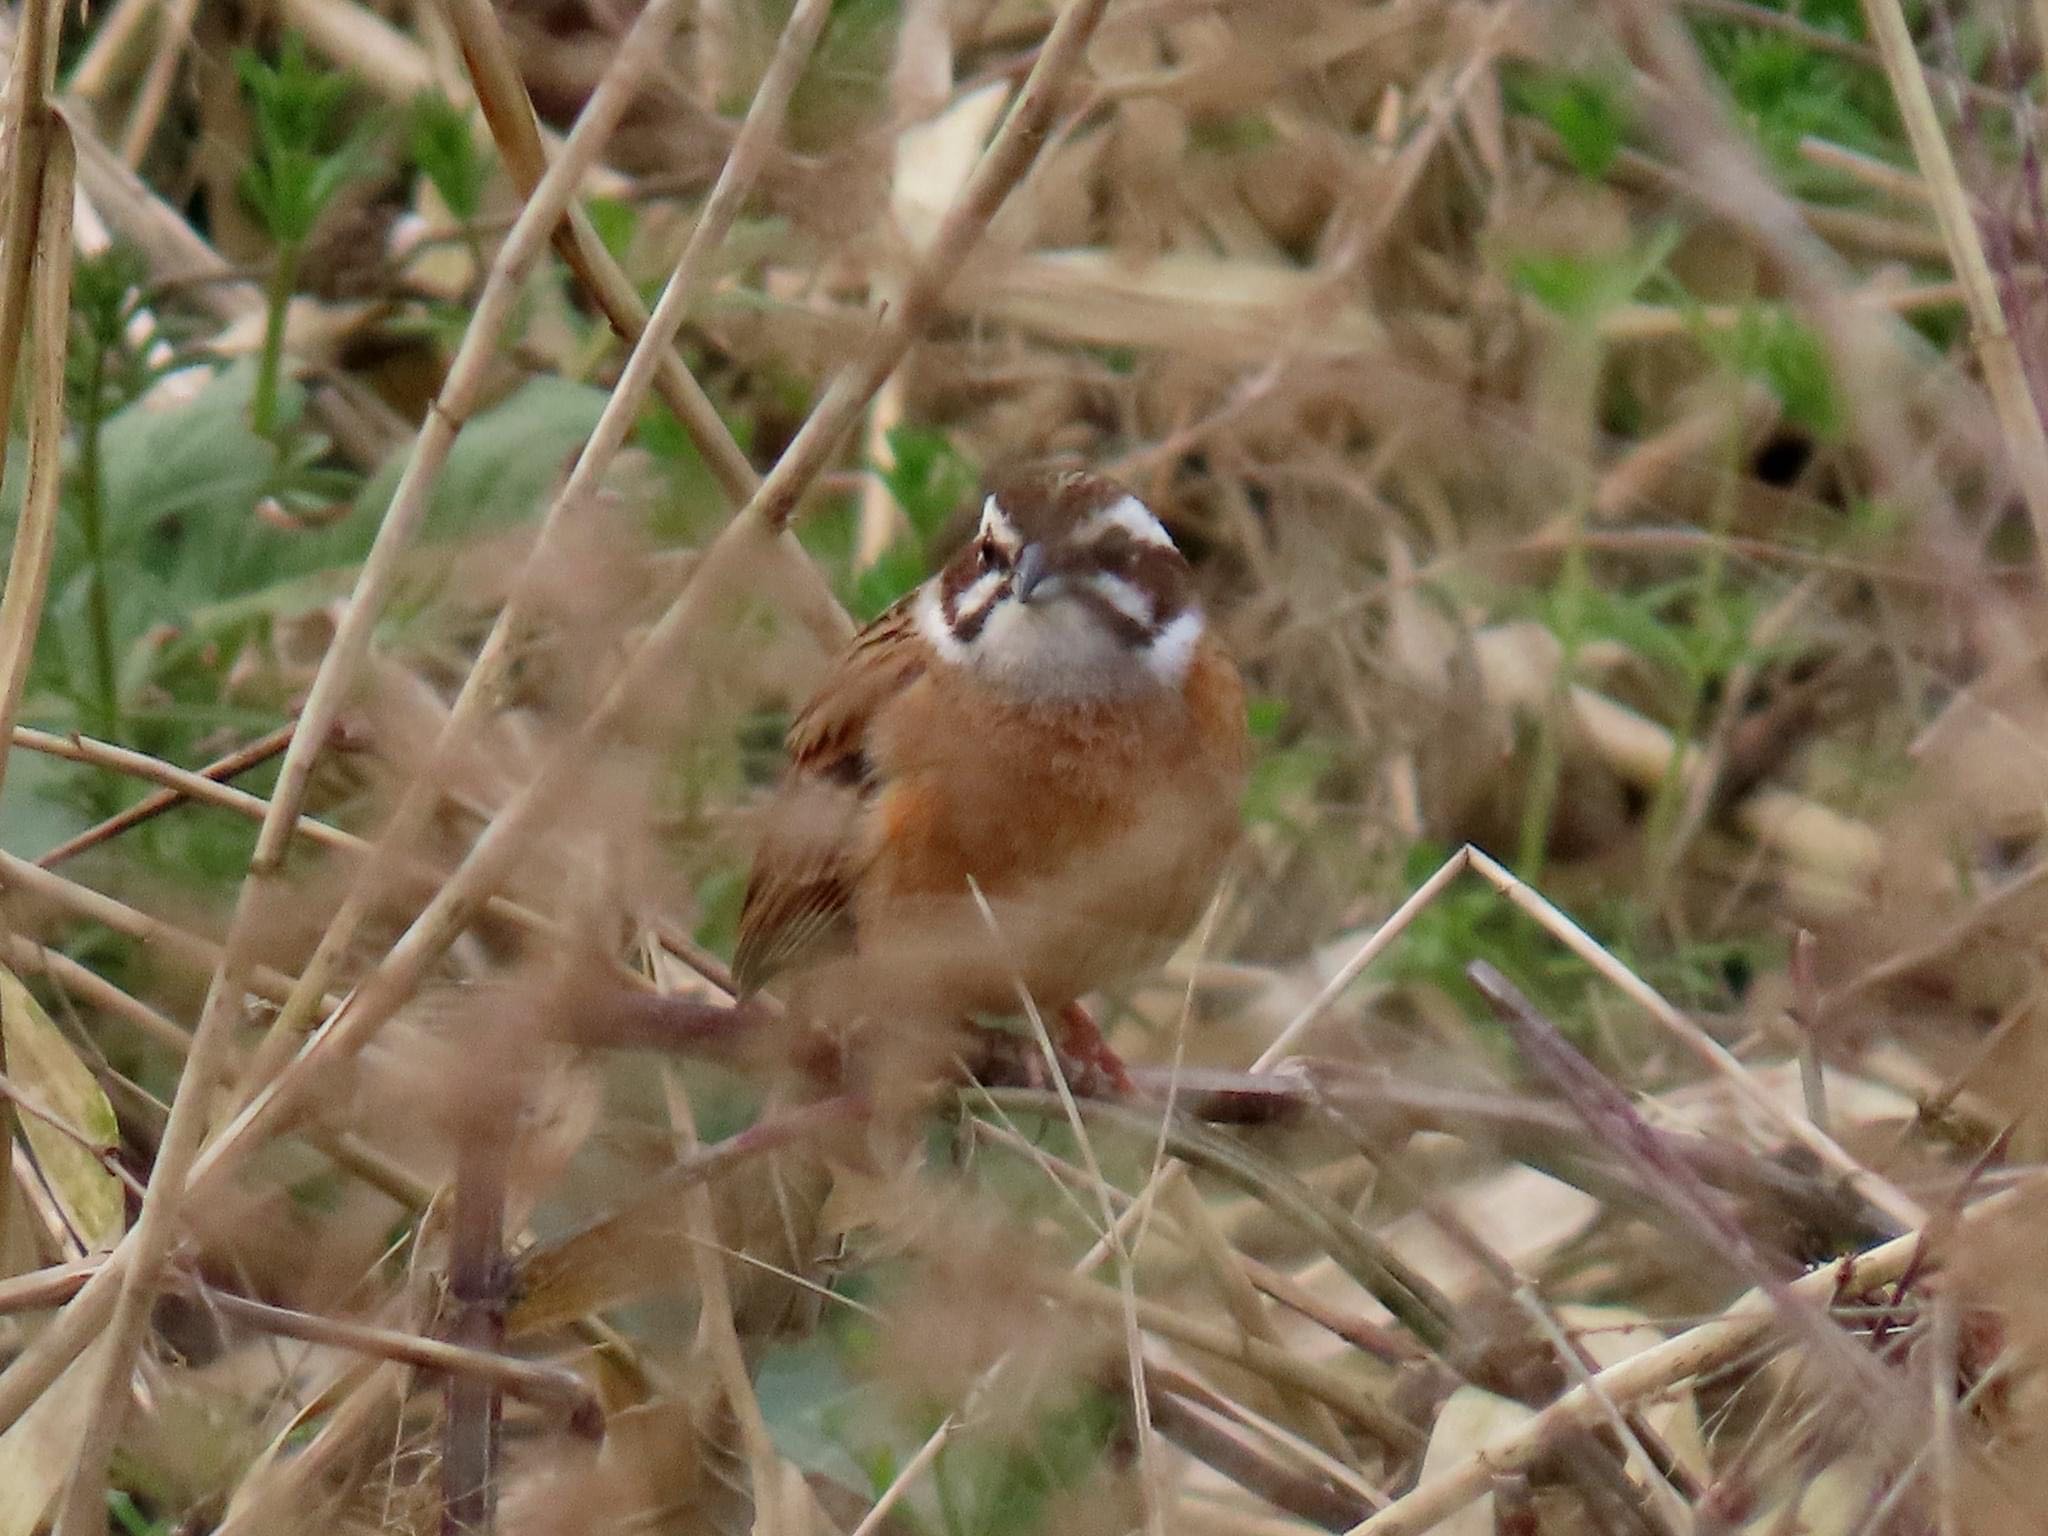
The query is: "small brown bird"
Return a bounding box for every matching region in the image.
[735,468,1248,1091]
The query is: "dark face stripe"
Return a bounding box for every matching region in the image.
[935,474,1195,653]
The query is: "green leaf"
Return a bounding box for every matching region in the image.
[585,197,638,265]
[1510,223,1681,324]
[1702,305,1841,438]
[1511,68,1630,179]
[0,966,123,1251]
[851,539,928,623]
[408,92,488,221]
[878,425,978,542]
[352,376,610,540]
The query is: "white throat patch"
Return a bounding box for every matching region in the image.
[917,574,1204,697]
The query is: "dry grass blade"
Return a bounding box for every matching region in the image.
[16,0,2048,1526]
[1853,0,2048,579]
[1470,962,1787,1283]
[0,111,72,807]
[197,1285,599,1432]
[1463,848,1927,1231]
[0,0,59,496]
[749,0,1116,534]
[227,0,842,1114]
[114,0,199,167]
[441,0,761,510]
[0,107,76,1289]
[32,721,297,869]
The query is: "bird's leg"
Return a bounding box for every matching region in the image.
[1056,1001,1134,1096]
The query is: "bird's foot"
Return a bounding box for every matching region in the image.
[1055,1002,1134,1097]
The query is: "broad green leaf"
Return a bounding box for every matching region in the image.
[352,376,609,542]
[0,968,123,1251]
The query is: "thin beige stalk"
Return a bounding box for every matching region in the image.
[0,120,75,804]
[0,0,61,513]
[1856,0,2048,582]
[0,0,1108,1470]
[439,0,756,507]
[115,0,201,166]
[666,1074,787,1533]
[870,842,1469,1522]
[0,848,318,1010]
[1046,1274,1421,1452]
[9,724,581,964]
[1162,1177,1353,1461]
[40,4,700,1517]
[62,0,158,102]
[1461,846,1926,1231]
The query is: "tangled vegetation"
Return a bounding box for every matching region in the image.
[0,0,2042,1532]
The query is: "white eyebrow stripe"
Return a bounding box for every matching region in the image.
[1085,572,1154,627]
[1075,494,1174,550]
[979,494,1023,546]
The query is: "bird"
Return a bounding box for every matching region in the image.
[732,466,1249,1095]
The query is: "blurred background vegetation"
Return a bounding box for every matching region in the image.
[0,0,2043,1532]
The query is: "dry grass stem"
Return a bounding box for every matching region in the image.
[0,116,74,808]
[1855,0,2048,578]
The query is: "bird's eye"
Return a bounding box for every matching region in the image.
[977,540,1008,573]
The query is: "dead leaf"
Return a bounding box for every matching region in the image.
[0,966,124,1252]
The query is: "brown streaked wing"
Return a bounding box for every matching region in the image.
[733,595,930,994]
[785,595,927,777]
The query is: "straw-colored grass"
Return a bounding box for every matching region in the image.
[0,1,2044,1533]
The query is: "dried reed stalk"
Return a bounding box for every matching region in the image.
[0,118,75,807]
[1855,0,2048,580]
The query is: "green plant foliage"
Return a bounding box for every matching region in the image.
[351,375,610,542]
[636,397,751,543]
[783,0,900,148]
[1692,5,1902,193]
[880,424,979,545]
[234,36,378,250]
[1704,304,1841,438]
[757,1324,1121,1536]
[1510,224,1681,325]
[932,1391,1120,1536]
[1510,67,1632,179]
[406,92,489,222]
[1242,694,1335,833]
[585,196,638,266]
[836,425,980,622]
[67,246,166,417]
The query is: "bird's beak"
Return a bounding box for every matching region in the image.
[1013,543,1053,604]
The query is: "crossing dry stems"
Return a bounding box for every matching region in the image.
[0,1,2046,1533]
